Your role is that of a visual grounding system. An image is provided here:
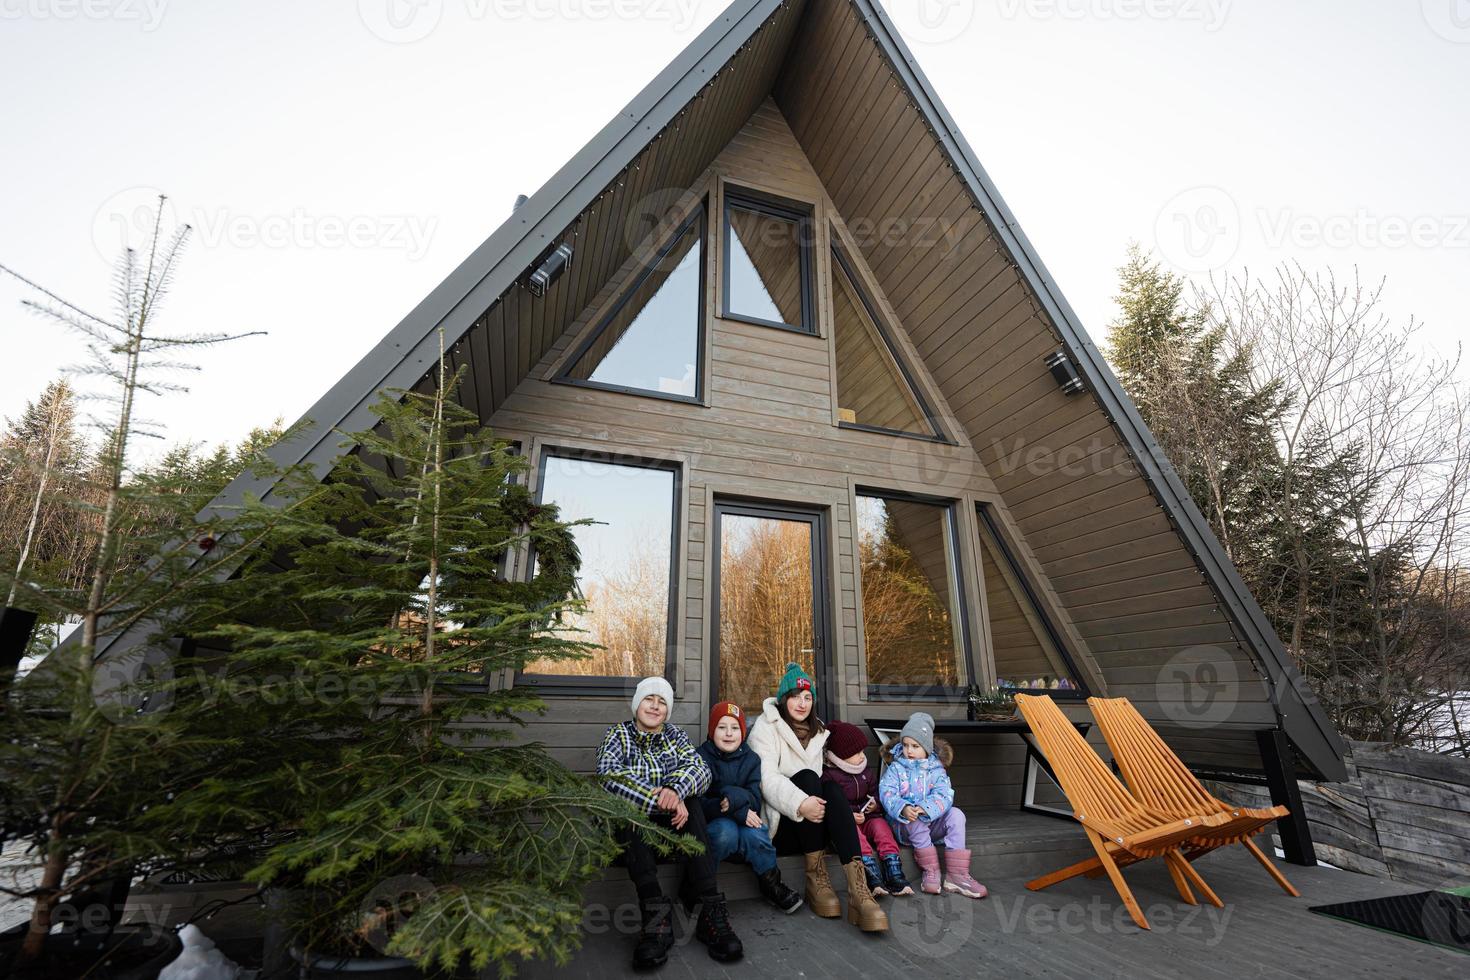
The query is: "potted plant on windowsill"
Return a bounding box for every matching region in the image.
[966,684,1018,722]
[173,353,691,977]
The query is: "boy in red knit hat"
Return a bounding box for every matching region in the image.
[696,701,803,913]
[822,721,914,896]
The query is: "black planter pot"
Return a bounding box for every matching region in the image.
[290,945,425,979]
[0,923,183,980]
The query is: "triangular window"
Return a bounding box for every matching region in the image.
[976,504,1086,697]
[559,207,705,401]
[831,246,941,439]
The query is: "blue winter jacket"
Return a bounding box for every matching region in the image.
[878,739,954,824]
[696,739,764,825]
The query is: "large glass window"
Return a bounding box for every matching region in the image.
[721,189,814,333]
[521,453,678,680]
[559,209,704,401]
[832,246,940,439]
[856,492,969,691]
[976,503,1086,697]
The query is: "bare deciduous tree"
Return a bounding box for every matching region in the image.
[1200,264,1470,751]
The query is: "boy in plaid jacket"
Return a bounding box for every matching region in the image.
[596,677,741,969]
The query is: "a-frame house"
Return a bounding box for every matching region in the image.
[99,0,1348,821]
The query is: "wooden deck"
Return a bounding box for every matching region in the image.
[114,811,1466,978]
[537,817,1467,979]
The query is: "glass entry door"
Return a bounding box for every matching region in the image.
[711,501,834,720]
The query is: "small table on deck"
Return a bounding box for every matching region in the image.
[864,717,1090,821]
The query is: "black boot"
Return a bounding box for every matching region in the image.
[880,853,915,897]
[632,895,675,970]
[693,891,743,962]
[862,854,888,897]
[756,867,803,914]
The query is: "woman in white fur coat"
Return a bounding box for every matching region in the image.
[744,662,887,933]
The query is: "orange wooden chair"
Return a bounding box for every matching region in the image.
[1087,696,1301,897]
[1013,694,1232,929]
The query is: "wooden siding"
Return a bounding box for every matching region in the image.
[773,0,1278,740]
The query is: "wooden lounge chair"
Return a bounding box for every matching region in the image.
[1087,696,1301,897]
[1013,693,1232,929]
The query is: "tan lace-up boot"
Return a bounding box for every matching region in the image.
[803,851,840,917]
[842,858,889,932]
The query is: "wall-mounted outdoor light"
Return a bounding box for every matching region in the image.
[527,242,573,297]
[1045,349,1085,395]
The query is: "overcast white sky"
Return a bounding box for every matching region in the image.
[1,0,1465,461]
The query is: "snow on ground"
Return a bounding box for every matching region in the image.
[0,838,37,931]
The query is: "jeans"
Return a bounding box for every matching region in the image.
[707,816,779,874]
[894,805,967,850]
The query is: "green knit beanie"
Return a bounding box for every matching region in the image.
[775,662,814,702]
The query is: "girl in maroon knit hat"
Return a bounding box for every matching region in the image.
[821,721,914,896]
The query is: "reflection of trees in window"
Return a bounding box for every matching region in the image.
[857,495,965,688]
[545,535,669,677]
[521,456,675,679]
[717,515,814,714]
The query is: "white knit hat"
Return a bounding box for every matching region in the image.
[631,676,674,716]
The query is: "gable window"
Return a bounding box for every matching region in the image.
[856,490,972,695]
[976,503,1087,698]
[721,187,814,334]
[558,207,705,402]
[520,450,679,686]
[832,244,942,440]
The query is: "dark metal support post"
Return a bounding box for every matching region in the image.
[1256,728,1316,866]
[0,606,39,688]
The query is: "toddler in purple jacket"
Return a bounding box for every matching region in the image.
[878,712,987,899]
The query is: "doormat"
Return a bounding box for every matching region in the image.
[1309,891,1470,954]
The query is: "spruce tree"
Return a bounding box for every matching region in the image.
[1105,244,1286,565]
[170,351,689,974]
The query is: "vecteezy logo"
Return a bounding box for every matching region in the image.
[883,0,976,46]
[91,186,179,264]
[1154,185,1241,274]
[1418,878,1470,948]
[358,0,444,44]
[1422,0,1470,42]
[621,187,703,254]
[359,874,437,954]
[1158,645,1239,729]
[92,645,176,724]
[890,891,974,958]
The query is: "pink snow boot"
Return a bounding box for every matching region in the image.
[942,848,987,899]
[914,846,942,895]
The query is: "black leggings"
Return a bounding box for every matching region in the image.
[772,769,860,863]
[615,795,718,901]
